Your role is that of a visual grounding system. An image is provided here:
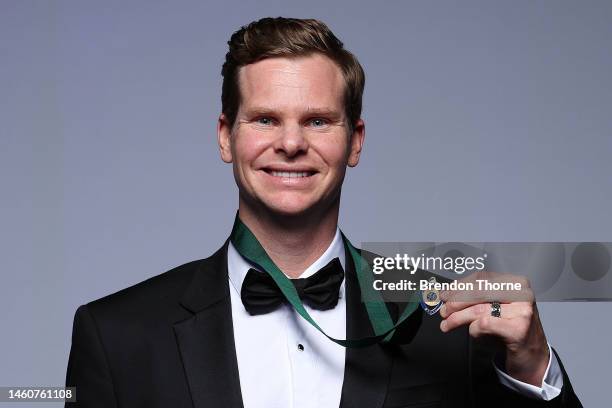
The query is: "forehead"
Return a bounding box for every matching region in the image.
[237,54,345,111]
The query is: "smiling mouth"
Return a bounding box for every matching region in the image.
[264,169,316,178]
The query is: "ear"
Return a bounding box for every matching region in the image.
[217,113,233,163]
[347,119,365,167]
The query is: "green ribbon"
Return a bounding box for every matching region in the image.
[230,214,420,348]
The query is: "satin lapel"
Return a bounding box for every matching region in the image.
[339,244,393,408]
[173,241,244,408]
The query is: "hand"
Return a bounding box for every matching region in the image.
[438,271,550,386]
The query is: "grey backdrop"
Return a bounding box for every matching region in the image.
[1,0,611,406]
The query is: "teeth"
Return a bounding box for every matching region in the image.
[270,171,311,178]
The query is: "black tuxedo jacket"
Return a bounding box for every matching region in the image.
[65,240,582,407]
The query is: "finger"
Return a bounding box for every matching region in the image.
[468,314,518,340]
[440,289,515,316]
[440,303,488,332]
[441,302,530,332]
[440,282,534,313]
[440,297,499,318]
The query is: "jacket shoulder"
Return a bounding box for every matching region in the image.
[83,244,227,323]
[89,259,202,307]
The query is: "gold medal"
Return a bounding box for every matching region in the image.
[420,277,443,315]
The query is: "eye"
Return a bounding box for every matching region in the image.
[256,117,274,126]
[309,118,328,127]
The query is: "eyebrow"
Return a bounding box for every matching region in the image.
[243,106,343,118]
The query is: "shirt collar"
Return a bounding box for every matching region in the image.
[228,227,346,299]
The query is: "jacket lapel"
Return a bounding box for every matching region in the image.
[172,238,421,408]
[173,241,244,408]
[340,244,393,408]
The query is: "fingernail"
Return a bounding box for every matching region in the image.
[439,304,446,317]
[440,320,447,332]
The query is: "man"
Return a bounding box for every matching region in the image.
[65,17,581,407]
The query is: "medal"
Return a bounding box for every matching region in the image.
[420,277,443,315]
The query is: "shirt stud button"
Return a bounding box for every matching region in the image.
[297,344,304,351]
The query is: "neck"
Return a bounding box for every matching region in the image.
[237,201,340,279]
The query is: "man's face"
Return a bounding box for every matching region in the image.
[218,53,364,218]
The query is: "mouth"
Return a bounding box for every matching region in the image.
[263,169,317,179]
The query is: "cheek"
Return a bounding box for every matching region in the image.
[314,139,350,169]
[232,132,271,166]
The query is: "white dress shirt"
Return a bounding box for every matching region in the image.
[227,228,563,407]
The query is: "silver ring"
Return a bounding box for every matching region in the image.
[490,301,501,318]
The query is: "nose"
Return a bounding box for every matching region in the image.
[273,123,309,157]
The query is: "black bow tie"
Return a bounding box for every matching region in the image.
[240,257,344,316]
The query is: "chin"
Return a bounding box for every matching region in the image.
[240,189,338,220]
[263,202,315,218]
[253,196,324,219]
